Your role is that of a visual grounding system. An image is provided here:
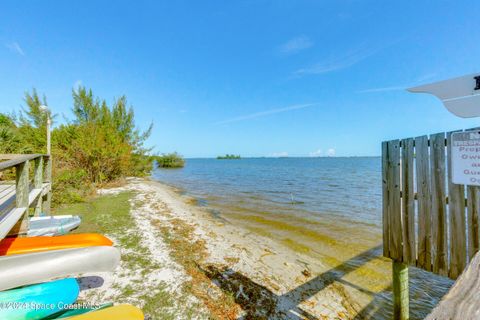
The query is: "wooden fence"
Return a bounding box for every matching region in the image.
[382,129,480,280]
[0,154,52,238]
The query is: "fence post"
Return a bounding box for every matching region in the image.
[42,155,52,214]
[10,160,30,235]
[34,156,43,216]
[393,260,409,320]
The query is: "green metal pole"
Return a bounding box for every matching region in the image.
[393,260,409,320]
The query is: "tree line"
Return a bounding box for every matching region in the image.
[0,87,153,204]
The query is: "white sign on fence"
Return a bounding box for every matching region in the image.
[451,131,480,186]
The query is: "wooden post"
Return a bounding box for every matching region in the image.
[401,138,416,264]
[42,155,52,215]
[415,135,432,271]
[447,131,466,279]
[34,156,43,216]
[10,160,30,235]
[430,133,448,276]
[393,260,409,320]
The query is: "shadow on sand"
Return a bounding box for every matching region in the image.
[200,244,452,319]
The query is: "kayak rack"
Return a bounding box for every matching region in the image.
[0,154,52,239]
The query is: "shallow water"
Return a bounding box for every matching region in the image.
[152,157,452,319]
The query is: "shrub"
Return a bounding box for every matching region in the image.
[156,153,185,168]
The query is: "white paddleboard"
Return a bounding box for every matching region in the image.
[30,215,74,221]
[27,215,81,236]
[0,246,120,291]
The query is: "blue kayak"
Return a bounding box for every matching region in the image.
[0,278,79,319]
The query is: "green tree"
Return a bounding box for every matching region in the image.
[2,87,155,204]
[20,89,51,128]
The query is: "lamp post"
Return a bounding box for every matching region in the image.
[39,105,51,155]
[38,104,52,214]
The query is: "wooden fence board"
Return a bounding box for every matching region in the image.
[382,141,390,257]
[430,132,448,276]
[401,138,416,264]
[447,131,467,279]
[415,135,432,271]
[388,140,402,261]
[384,129,479,279]
[467,186,480,260]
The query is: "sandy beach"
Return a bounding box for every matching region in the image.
[77,177,375,319]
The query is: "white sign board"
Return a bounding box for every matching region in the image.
[408,73,480,118]
[451,131,480,185]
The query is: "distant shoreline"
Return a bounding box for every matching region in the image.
[182,155,382,160]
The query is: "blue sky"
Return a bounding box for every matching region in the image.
[1,1,479,157]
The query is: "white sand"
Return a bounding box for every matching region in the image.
[84,177,361,319]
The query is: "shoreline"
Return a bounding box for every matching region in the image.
[71,177,449,319]
[143,177,361,318]
[100,177,366,318]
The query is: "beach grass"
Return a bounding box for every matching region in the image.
[152,217,240,319]
[54,191,183,319]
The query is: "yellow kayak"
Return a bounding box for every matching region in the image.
[65,304,144,319]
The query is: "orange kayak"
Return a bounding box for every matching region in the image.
[0,234,113,256]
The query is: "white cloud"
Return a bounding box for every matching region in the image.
[215,103,318,125]
[271,151,288,157]
[327,148,336,157]
[279,36,314,55]
[294,45,377,76]
[309,149,322,157]
[357,73,437,94]
[5,42,25,56]
[357,85,406,93]
[293,38,405,77]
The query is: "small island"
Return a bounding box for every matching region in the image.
[217,154,241,160]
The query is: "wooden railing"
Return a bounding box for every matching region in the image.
[0,154,52,239]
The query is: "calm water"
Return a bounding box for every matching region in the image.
[152,157,452,319]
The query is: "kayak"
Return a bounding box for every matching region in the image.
[0,246,120,291]
[42,302,113,319]
[64,304,144,319]
[0,278,79,320]
[0,233,113,256]
[30,215,73,220]
[27,215,81,236]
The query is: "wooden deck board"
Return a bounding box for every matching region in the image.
[0,184,16,213]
